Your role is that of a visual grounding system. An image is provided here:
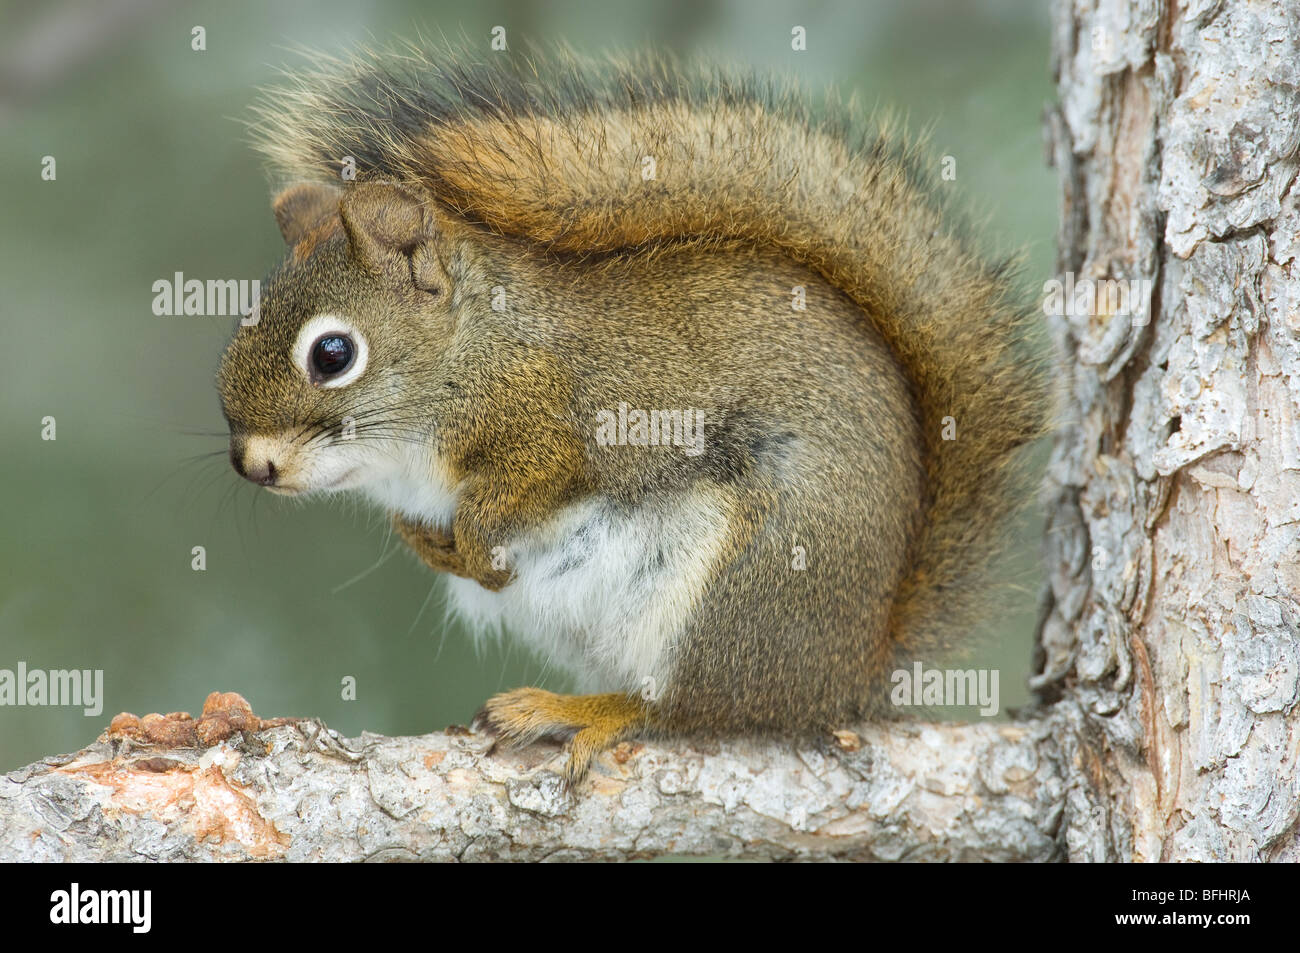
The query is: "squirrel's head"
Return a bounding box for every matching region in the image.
[217,180,458,496]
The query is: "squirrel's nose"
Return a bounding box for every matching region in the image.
[242,459,278,486]
[230,442,278,486]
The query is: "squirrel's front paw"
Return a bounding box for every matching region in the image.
[393,515,461,570]
[473,688,650,787]
[392,515,511,590]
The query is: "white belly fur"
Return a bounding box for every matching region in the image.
[444,489,732,694]
[359,445,733,694]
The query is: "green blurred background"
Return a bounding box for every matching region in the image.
[0,0,1054,771]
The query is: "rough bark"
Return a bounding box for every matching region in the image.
[0,720,1062,862]
[1039,0,1300,861]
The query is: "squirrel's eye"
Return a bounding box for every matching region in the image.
[311,335,354,378]
[293,317,368,389]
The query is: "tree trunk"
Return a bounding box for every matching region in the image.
[1039,0,1300,861]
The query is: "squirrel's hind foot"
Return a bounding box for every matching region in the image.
[473,688,650,787]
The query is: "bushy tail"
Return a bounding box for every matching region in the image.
[252,44,1051,664]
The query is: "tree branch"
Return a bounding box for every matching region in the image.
[0,712,1064,862]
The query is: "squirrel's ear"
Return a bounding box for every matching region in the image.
[271,183,342,246]
[339,182,450,295]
